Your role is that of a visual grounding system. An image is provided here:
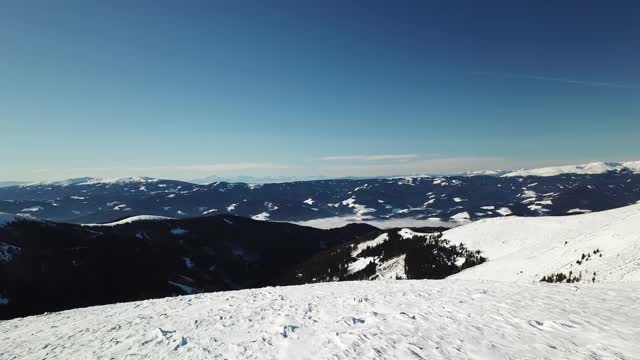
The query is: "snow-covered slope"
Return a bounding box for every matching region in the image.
[0,213,19,227]
[0,212,32,227]
[444,203,640,282]
[1,280,638,359]
[83,215,174,226]
[503,160,640,177]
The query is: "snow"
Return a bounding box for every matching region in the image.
[83,215,173,227]
[226,203,238,212]
[77,177,159,185]
[373,255,406,280]
[445,203,640,282]
[462,169,506,176]
[347,256,376,274]
[527,204,549,212]
[495,207,512,216]
[251,212,270,221]
[352,233,388,256]
[567,208,592,214]
[452,197,465,202]
[290,216,455,230]
[1,280,638,359]
[170,228,188,236]
[303,198,315,205]
[502,160,640,177]
[340,197,375,219]
[0,213,20,227]
[520,189,537,199]
[202,209,218,215]
[264,201,278,211]
[397,228,428,239]
[19,206,43,212]
[480,205,494,210]
[450,211,470,222]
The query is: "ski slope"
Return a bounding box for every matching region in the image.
[1,280,638,359]
[445,203,640,282]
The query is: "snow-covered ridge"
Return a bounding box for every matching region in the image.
[0,213,20,227]
[502,160,640,177]
[21,176,159,187]
[445,203,640,282]
[0,212,35,227]
[83,215,174,227]
[1,280,638,359]
[462,169,508,176]
[77,176,160,185]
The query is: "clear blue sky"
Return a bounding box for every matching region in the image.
[1,0,639,181]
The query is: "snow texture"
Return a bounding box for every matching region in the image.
[450,211,471,222]
[445,203,640,282]
[251,212,271,221]
[83,215,173,227]
[1,280,638,359]
[503,160,640,177]
[290,216,455,230]
[397,228,427,239]
[352,233,388,256]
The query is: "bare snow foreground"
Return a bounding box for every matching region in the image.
[2,280,639,359]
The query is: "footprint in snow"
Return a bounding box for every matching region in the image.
[281,325,300,338]
[159,328,176,338]
[528,320,545,330]
[400,312,416,320]
[173,336,188,350]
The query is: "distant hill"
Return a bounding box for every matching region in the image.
[0,170,639,225]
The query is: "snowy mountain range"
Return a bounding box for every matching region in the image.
[0,163,639,226]
[3,200,639,320]
[1,197,639,358]
[2,203,639,358]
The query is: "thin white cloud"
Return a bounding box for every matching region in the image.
[174,163,289,172]
[29,162,291,182]
[321,154,419,161]
[474,71,637,89]
[321,157,512,176]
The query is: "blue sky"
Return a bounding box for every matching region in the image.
[1,0,639,181]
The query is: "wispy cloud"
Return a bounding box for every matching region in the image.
[30,162,291,181]
[174,163,289,172]
[321,154,419,161]
[474,71,637,89]
[33,163,288,174]
[322,157,510,176]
